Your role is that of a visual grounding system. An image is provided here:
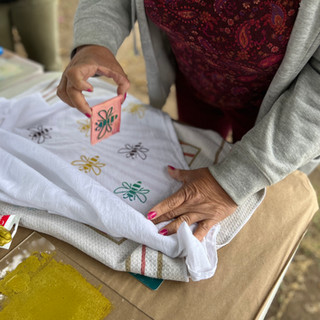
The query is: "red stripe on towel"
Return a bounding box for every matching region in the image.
[0,215,10,226]
[183,152,196,157]
[141,245,146,275]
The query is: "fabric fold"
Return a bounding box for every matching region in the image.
[0,94,220,280]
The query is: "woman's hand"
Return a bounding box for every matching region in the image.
[147,166,238,241]
[57,45,130,116]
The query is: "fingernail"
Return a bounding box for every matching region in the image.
[159,229,168,236]
[85,113,91,118]
[87,88,93,92]
[147,211,157,220]
[168,165,175,170]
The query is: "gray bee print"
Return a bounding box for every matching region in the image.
[28,125,52,144]
[118,142,149,160]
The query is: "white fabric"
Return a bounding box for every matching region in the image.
[0,76,266,281]
[0,93,219,280]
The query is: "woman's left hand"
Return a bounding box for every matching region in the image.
[147,166,238,241]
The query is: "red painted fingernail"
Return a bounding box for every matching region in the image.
[159,229,168,236]
[147,211,157,220]
[85,113,91,118]
[168,165,175,170]
[87,88,93,92]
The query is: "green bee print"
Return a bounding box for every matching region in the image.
[114,181,150,203]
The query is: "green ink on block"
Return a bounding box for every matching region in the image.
[95,106,118,139]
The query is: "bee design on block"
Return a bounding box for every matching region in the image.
[118,142,149,160]
[114,181,150,203]
[71,155,106,176]
[28,125,52,144]
[95,107,118,140]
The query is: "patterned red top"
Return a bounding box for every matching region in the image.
[145,0,300,111]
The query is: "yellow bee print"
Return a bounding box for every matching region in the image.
[77,119,91,137]
[71,155,106,176]
[123,103,146,119]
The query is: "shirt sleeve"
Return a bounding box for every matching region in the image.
[209,46,320,205]
[73,0,133,55]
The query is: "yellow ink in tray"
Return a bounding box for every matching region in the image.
[0,252,112,320]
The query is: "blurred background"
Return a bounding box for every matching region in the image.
[3,0,320,318]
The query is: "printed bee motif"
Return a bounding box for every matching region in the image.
[118,142,149,160]
[95,106,118,140]
[77,119,91,137]
[123,103,146,119]
[71,155,106,175]
[114,181,150,203]
[28,125,52,144]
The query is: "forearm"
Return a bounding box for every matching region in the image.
[73,0,133,55]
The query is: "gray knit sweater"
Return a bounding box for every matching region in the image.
[73,0,320,205]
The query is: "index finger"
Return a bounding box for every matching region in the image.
[147,187,187,221]
[66,83,92,115]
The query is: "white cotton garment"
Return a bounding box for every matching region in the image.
[0,93,219,281]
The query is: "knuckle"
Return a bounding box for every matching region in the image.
[166,197,179,211]
[166,210,176,220]
[178,215,192,225]
[56,86,63,97]
[193,192,204,203]
[65,66,76,78]
[65,70,81,87]
[64,70,73,81]
[198,222,211,233]
[184,184,203,203]
[181,187,193,202]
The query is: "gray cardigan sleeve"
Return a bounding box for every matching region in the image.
[209,46,320,205]
[73,0,132,55]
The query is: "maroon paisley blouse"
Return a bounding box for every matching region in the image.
[145,0,300,140]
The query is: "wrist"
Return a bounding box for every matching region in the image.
[208,144,270,205]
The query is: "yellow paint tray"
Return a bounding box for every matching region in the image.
[0,232,145,319]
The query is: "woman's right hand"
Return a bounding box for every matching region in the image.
[57,45,130,116]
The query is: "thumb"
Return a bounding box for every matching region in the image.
[167,165,190,183]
